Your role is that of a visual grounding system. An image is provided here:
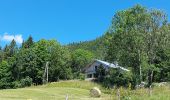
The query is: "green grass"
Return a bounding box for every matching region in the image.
[130,86,170,100]
[0,80,110,100]
[109,84,170,100]
[0,80,169,100]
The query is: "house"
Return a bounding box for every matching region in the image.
[84,59,129,79]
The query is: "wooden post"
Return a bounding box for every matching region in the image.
[149,85,152,96]
[65,94,68,100]
[117,88,120,100]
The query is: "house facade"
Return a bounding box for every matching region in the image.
[84,59,129,79]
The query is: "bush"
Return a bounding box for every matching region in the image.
[78,73,85,80]
[73,72,85,80]
[103,69,132,88]
[20,76,33,88]
[13,81,22,88]
[0,78,15,89]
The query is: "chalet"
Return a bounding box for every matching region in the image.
[84,59,129,79]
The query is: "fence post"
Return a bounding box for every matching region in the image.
[65,94,68,100]
[117,88,120,100]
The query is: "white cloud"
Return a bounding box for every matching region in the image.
[0,33,23,44]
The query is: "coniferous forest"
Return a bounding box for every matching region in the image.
[0,5,170,90]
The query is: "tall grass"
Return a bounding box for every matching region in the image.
[109,84,170,100]
[43,80,103,90]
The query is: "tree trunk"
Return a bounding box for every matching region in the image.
[139,65,142,83]
[138,50,142,84]
[148,69,154,96]
[150,70,153,84]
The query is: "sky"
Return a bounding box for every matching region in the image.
[0,0,170,47]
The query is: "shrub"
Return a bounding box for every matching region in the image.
[20,76,33,87]
[0,78,15,89]
[79,73,85,80]
[103,68,132,88]
[13,81,21,88]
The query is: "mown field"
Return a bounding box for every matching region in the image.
[0,80,169,100]
[0,80,110,100]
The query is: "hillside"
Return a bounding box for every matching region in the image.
[0,80,109,100]
[0,80,170,100]
[67,32,112,59]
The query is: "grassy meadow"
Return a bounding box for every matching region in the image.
[0,80,169,100]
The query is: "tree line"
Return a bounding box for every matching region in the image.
[0,37,94,89]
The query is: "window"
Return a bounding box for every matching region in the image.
[95,66,98,71]
[87,74,92,78]
[94,73,98,78]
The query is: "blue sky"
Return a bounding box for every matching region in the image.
[0,0,170,47]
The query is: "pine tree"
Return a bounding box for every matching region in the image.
[23,35,34,48]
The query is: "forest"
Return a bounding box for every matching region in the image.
[0,5,170,89]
